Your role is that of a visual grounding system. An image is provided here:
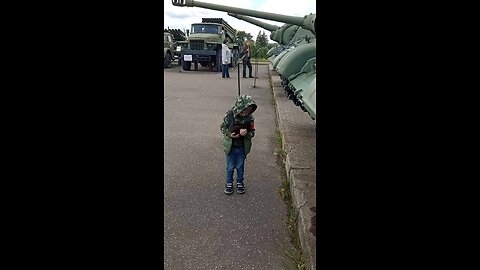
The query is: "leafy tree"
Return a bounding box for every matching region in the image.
[247,31,270,60]
[236,30,273,59]
[235,31,253,46]
[255,31,269,47]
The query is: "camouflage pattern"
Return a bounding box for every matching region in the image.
[220,95,257,155]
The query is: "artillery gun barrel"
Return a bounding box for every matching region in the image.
[227,13,279,32]
[172,0,315,35]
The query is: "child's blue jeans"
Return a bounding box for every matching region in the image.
[226,147,245,184]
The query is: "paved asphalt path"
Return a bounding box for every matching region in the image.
[164,63,292,269]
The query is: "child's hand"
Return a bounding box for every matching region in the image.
[230,132,240,138]
[239,129,247,136]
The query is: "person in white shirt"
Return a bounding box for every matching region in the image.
[221,39,231,78]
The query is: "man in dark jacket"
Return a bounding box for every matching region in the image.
[240,42,254,78]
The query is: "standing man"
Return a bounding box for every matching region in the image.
[241,41,254,78]
[221,39,231,78]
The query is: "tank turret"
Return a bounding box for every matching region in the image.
[228,13,314,47]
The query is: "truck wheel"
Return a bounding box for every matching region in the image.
[182,60,191,71]
[164,53,172,68]
[215,53,221,72]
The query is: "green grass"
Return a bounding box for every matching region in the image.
[270,70,305,269]
[274,125,306,270]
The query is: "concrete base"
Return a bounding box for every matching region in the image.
[268,64,317,270]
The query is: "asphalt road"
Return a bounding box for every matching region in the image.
[164,63,292,269]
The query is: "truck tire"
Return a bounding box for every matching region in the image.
[182,60,191,71]
[164,53,172,68]
[215,52,221,72]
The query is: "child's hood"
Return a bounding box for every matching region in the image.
[232,95,257,117]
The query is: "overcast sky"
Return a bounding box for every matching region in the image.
[164,0,316,42]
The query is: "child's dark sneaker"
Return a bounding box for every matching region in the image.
[224,183,234,195]
[236,183,245,194]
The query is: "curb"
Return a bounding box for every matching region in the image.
[268,64,317,270]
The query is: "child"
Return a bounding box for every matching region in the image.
[220,95,257,195]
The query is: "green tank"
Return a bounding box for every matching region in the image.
[227,13,314,50]
[171,0,316,120]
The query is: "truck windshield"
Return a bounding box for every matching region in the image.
[191,24,219,34]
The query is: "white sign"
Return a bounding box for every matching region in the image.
[183,55,192,61]
[176,46,181,51]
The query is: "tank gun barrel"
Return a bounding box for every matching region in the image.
[172,0,315,35]
[228,13,279,32]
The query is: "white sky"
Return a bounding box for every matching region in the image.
[164,0,316,42]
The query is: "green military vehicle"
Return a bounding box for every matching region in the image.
[164,31,175,68]
[172,0,317,121]
[177,18,239,72]
[164,29,187,68]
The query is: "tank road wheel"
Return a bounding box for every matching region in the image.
[164,53,172,68]
[182,60,191,71]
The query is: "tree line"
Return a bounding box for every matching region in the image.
[235,30,276,60]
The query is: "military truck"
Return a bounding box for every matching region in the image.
[178,18,239,72]
[164,31,175,68]
[164,29,187,68]
[165,28,187,62]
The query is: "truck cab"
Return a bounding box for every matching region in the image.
[179,19,239,72]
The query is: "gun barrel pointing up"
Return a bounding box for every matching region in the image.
[172,0,315,35]
[228,13,280,32]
